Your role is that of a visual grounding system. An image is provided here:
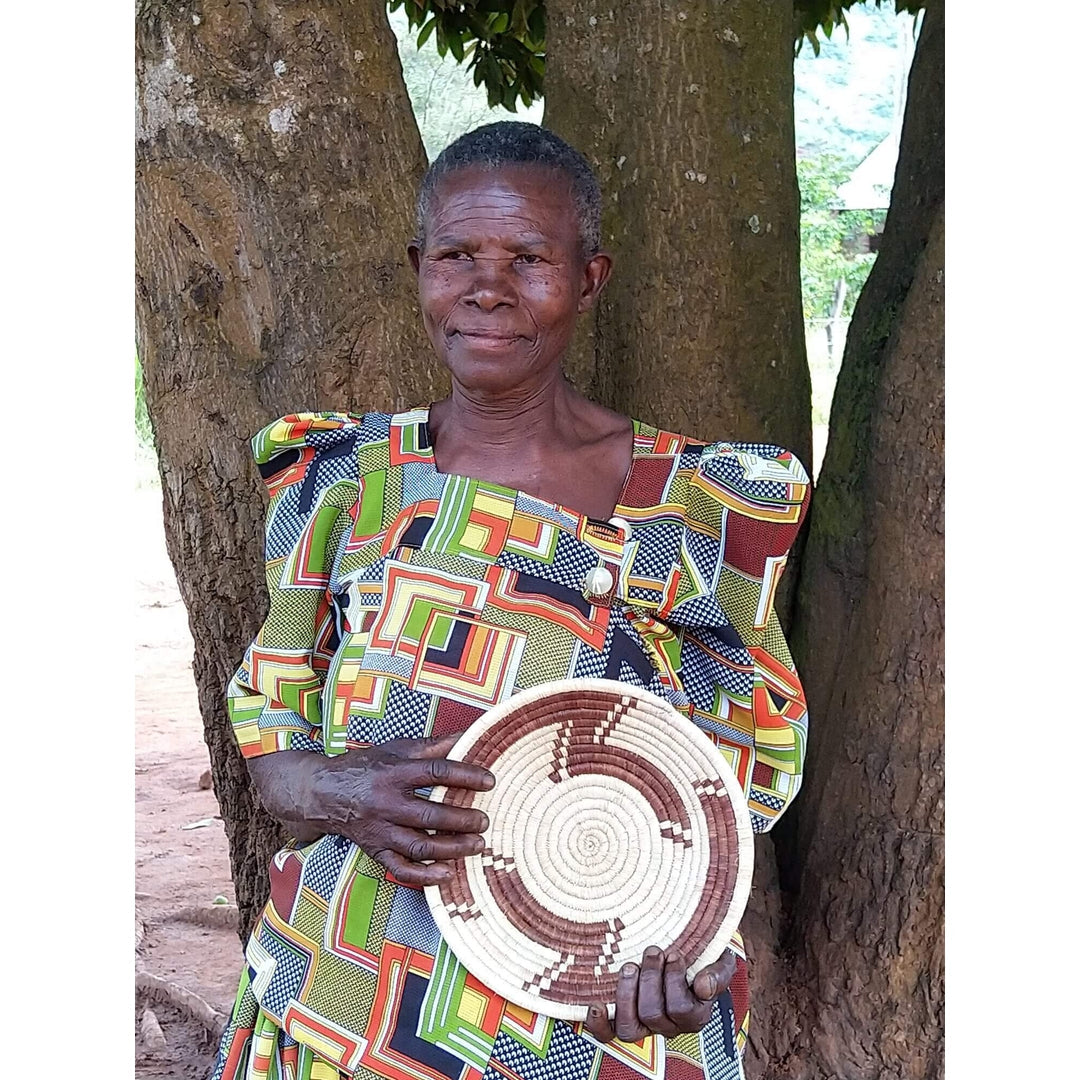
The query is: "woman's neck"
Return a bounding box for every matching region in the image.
[423,373,633,520]
[428,374,581,459]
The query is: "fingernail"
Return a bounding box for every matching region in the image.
[645,946,661,960]
[479,814,490,831]
[703,976,717,996]
[621,964,637,978]
[589,1005,602,1018]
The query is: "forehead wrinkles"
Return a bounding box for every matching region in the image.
[431,199,544,236]
[426,177,579,248]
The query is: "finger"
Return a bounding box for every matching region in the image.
[389,797,490,836]
[637,947,680,1036]
[663,951,711,1033]
[692,950,738,1003]
[381,825,485,863]
[400,757,496,792]
[370,848,455,888]
[584,1004,615,1044]
[615,963,649,1043]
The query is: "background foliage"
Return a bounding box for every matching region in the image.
[798,155,884,321]
[135,352,152,444]
[794,0,923,55]
[388,0,923,111]
[387,0,545,110]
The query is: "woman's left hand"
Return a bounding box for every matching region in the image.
[583,947,737,1043]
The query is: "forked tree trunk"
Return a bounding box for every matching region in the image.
[542,0,811,465]
[763,5,945,1077]
[135,0,444,937]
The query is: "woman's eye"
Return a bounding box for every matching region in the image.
[441,251,471,261]
[515,253,543,265]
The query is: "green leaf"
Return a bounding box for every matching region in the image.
[528,5,545,42]
[395,0,548,104]
[416,16,437,49]
[792,0,923,54]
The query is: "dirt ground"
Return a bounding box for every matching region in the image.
[135,486,245,1079]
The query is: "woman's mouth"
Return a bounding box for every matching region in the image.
[451,329,523,347]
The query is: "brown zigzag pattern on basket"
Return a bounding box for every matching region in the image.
[524,951,578,992]
[693,778,728,798]
[548,714,573,782]
[594,918,625,976]
[480,847,515,872]
[658,821,693,846]
[592,700,627,745]
[443,898,482,921]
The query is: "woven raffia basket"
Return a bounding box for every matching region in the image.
[425,679,754,1021]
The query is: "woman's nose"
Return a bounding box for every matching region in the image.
[463,259,516,310]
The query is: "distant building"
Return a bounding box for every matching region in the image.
[836,133,898,252]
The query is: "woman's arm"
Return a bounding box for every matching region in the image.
[245,737,495,884]
[246,749,334,843]
[678,440,812,831]
[231,414,494,880]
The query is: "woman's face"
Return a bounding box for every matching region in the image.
[408,165,611,396]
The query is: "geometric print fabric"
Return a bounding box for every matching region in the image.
[213,409,810,1080]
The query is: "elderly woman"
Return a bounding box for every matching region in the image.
[210,122,809,1080]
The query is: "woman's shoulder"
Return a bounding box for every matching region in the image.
[693,439,810,503]
[633,422,808,490]
[686,438,811,568]
[630,422,811,543]
[251,411,392,463]
[250,410,394,499]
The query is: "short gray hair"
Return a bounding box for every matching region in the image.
[416,122,602,257]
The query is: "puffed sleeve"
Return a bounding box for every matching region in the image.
[226,412,364,759]
[667,440,811,832]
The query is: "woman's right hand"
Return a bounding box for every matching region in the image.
[301,734,495,887]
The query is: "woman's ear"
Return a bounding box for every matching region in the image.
[407,241,422,275]
[578,251,613,313]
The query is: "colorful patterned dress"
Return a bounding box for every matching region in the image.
[211,409,810,1080]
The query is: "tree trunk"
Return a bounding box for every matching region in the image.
[543,1,811,466]
[764,5,945,1077]
[544,10,813,1071]
[135,0,444,939]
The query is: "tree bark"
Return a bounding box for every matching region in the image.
[135,0,444,939]
[544,11,813,1072]
[765,5,945,1077]
[542,1,811,466]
